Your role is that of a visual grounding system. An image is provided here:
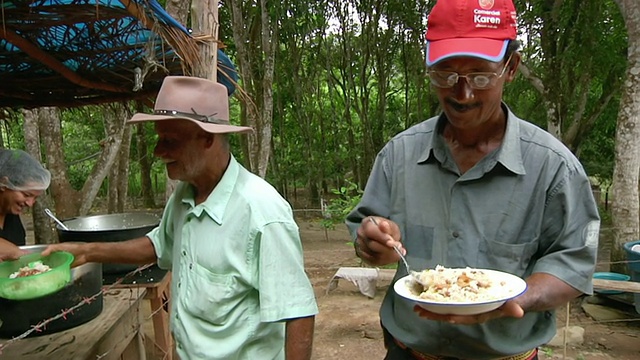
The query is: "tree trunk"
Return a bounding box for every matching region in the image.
[165,0,190,23]
[76,104,127,215]
[37,107,78,219]
[191,0,219,81]
[108,115,133,213]
[610,0,640,274]
[135,123,156,208]
[22,109,56,244]
[229,0,276,178]
[116,124,132,212]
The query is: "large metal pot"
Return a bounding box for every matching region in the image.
[57,212,160,274]
[0,245,103,338]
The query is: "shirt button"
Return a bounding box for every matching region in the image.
[452,231,460,238]
[189,263,193,270]
[182,250,186,256]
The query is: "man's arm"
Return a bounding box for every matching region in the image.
[41,236,157,267]
[285,315,315,360]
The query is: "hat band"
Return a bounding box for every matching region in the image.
[154,109,229,125]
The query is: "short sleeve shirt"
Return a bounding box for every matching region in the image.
[346,105,600,358]
[148,156,318,360]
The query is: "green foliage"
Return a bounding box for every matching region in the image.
[539,347,553,357]
[0,0,628,218]
[319,180,363,230]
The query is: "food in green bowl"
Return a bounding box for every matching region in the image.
[0,251,74,300]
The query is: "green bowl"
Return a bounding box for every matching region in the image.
[0,251,74,300]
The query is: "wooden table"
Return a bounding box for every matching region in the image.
[111,270,173,360]
[0,288,146,360]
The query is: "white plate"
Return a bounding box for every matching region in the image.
[394,268,527,315]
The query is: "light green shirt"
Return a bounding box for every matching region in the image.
[149,156,318,360]
[346,105,599,359]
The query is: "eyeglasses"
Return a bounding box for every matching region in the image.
[427,54,513,90]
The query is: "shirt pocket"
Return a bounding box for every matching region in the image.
[404,224,435,266]
[182,262,239,325]
[478,238,538,276]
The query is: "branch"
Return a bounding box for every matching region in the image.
[518,61,546,95]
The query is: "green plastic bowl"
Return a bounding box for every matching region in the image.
[0,251,74,300]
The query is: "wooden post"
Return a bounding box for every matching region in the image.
[191,0,220,81]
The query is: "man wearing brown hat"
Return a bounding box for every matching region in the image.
[45,76,318,359]
[346,0,599,359]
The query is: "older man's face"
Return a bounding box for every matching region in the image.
[153,120,211,183]
[429,55,516,130]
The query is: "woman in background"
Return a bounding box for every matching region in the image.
[0,149,50,261]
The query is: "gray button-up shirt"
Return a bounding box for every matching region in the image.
[346,105,599,359]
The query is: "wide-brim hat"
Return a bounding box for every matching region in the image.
[425,0,517,66]
[128,76,253,134]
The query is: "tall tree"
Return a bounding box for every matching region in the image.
[107,104,133,213]
[37,106,127,218]
[514,0,626,153]
[22,109,56,244]
[610,0,640,273]
[228,0,277,178]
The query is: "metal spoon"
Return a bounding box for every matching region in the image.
[44,208,69,230]
[368,217,425,285]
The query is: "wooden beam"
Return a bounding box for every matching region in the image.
[0,27,129,93]
[593,278,640,294]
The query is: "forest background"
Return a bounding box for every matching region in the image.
[2,0,639,272]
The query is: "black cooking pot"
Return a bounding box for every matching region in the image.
[57,212,161,274]
[0,245,103,338]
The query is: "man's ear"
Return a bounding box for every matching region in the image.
[203,133,215,148]
[505,53,521,82]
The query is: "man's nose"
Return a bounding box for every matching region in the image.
[452,78,474,101]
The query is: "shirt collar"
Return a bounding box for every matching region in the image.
[181,155,240,224]
[416,103,526,176]
[496,105,526,175]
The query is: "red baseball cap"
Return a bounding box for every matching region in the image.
[425,0,517,66]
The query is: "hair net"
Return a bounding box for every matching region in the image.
[0,149,51,191]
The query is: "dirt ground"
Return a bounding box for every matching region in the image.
[297,220,640,360]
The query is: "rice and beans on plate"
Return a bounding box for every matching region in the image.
[409,265,517,303]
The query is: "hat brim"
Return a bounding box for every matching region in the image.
[128,113,253,134]
[426,38,509,66]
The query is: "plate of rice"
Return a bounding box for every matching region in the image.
[394,265,527,315]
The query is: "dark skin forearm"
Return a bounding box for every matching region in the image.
[42,236,157,267]
[514,272,582,312]
[285,315,315,360]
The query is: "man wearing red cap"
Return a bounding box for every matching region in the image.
[346,0,599,359]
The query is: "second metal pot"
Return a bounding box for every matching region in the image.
[56,212,161,274]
